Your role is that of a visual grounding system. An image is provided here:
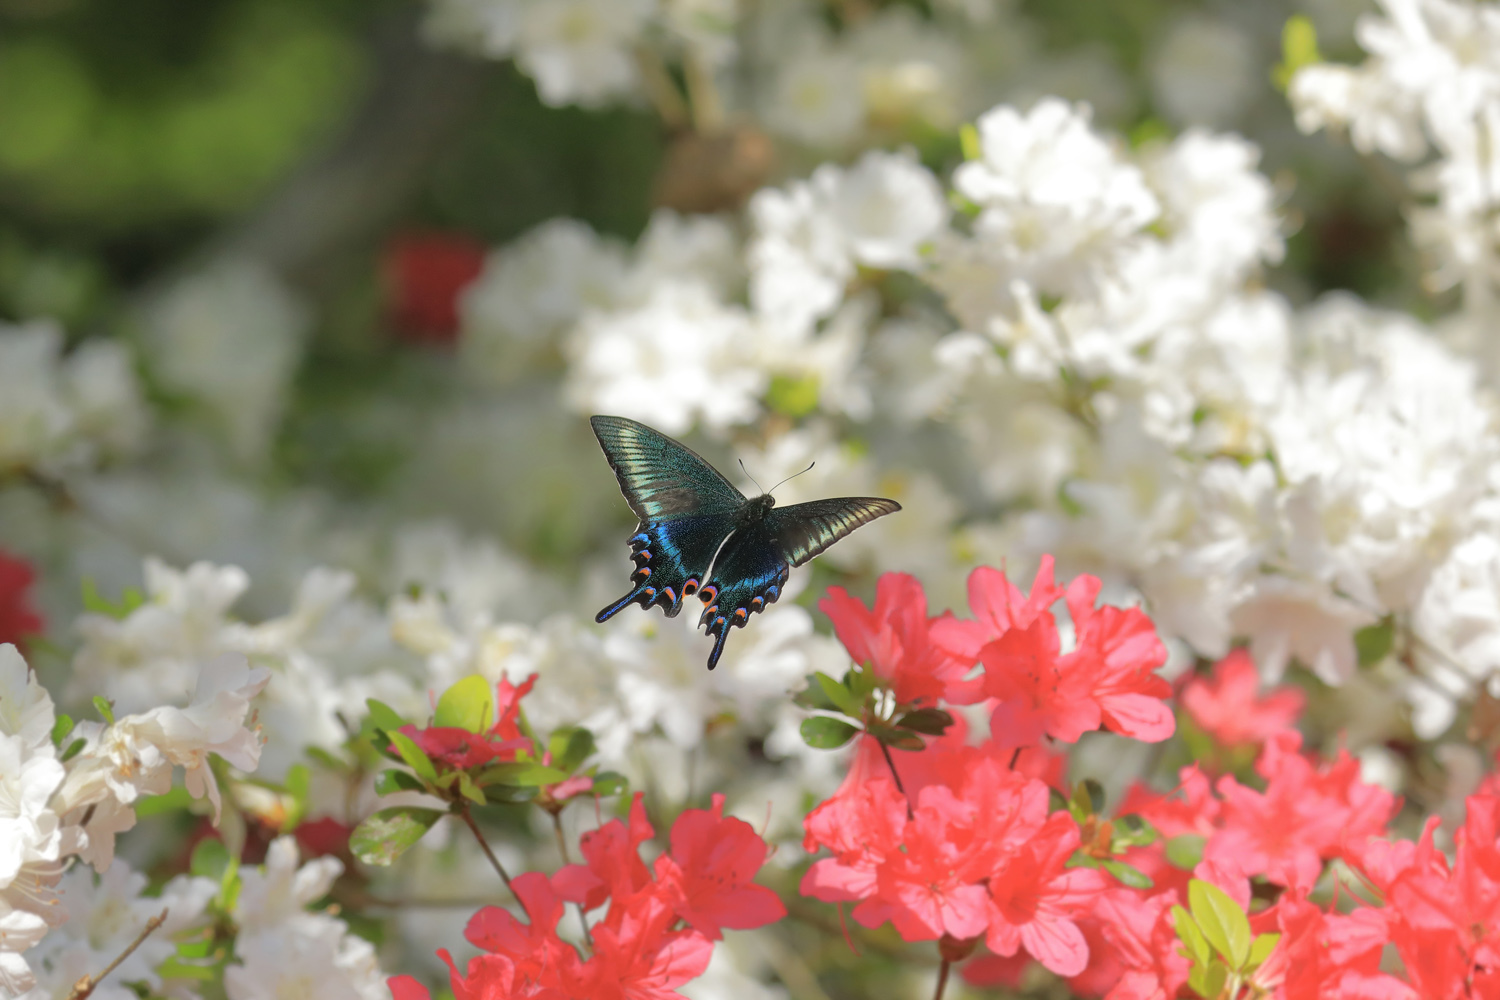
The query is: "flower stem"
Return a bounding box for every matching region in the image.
[878,739,916,820]
[457,804,515,897]
[67,909,168,1000]
[550,810,572,865]
[932,958,951,1000]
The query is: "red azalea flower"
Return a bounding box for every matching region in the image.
[819,572,969,707]
[0,550,44,648]
[984,812,1106,978]
[800,778,909,904]
[553,792,656,912]
[1261,891,1410,1000]
[1205,732,1397,890]
[854,784,996,942]
[929,555,1066,664]
[566,893,714,1000]
[463,872,572,969]
[1180,648,1305,749]
[652,793,786,939]
[398,674,537,771]
[383,231,486,344]
[973,569,1173,750]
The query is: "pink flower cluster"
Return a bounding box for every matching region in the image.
[803,561,1500,999]
[802,559,1176,977]
[390,795,784,1000]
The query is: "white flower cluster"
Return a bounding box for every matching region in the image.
[224,837,386,1000]
[0,321,147,481]
[463,152,946,436]
[1290,0,1500,317]
[0,643,267,993]
[422,0,1116,149]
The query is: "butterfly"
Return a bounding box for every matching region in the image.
[591,415,901,671]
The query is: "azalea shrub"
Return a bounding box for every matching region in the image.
[12,0,1500,999]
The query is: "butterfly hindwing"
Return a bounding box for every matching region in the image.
[592,416,744,622]
[768,498,903,566]
[696,523,791,671]
[596,514,735,621]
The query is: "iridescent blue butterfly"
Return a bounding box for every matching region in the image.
[591,415,901,671]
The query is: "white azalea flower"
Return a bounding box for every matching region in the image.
[565,281,766,435]
[948,98,1160,300]
[514,0,655,108]
[234,836,344,932]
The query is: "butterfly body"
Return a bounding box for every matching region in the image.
[591,415,900,670]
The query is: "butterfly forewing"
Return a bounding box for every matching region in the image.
[768,498,903,567]
[589,416,744,520]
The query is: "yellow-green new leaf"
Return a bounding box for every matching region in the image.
[1189,879,1252,969]
[435,675,494,733]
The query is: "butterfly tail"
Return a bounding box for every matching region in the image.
[597,583,650,623]
[705,623,732,672]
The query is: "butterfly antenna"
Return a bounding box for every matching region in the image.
[768,461,816,496]
[738,458,766,495]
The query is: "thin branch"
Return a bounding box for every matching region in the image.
[932,958,951,1000]
[67,909,168,1000]
[878,740,916,820]
[634,45,689,130]
[457,804,515,897]
[550,810,573,866]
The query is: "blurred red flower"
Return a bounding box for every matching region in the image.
[383,231,486,344]
[0,550,44,648]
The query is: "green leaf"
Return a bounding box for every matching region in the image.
[590,771,628,797]
[1188,958,1228,1000]
[284,764,310,827]
[136,786,194,818]
[1165,834,1206,869]
[350,807,444,867]
[365,699,409,734]
[434,675,494,734]
[156,957,217,981]
[793,677,839,712]
[816,672,861,717]
[1189,879,1252,970]
[548,727,596,773]
[767,373,821,418]
[959,122,981,160]
[895,708,954,736]
[92,695,115,726]
[800,716,861,750]
[1101,860,1154,890]
[1172,904,1211,967]
[1112,814,1159,849]
[190,838,232,881]
[877,729,926,752]
[845,665,878,703]
[374,769,426,796]
[50,713,74,746]
[484,784,539,805]
[473,761,570,788]
[456,771,486,805]
[388,731,438,784]
[1247,932,1281,971]
[1355,618,1395,667]
[1272,14,1322,91]
[60,737,86,762]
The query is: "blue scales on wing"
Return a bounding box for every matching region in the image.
[591,415,745,621]
[697,497,902,671]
